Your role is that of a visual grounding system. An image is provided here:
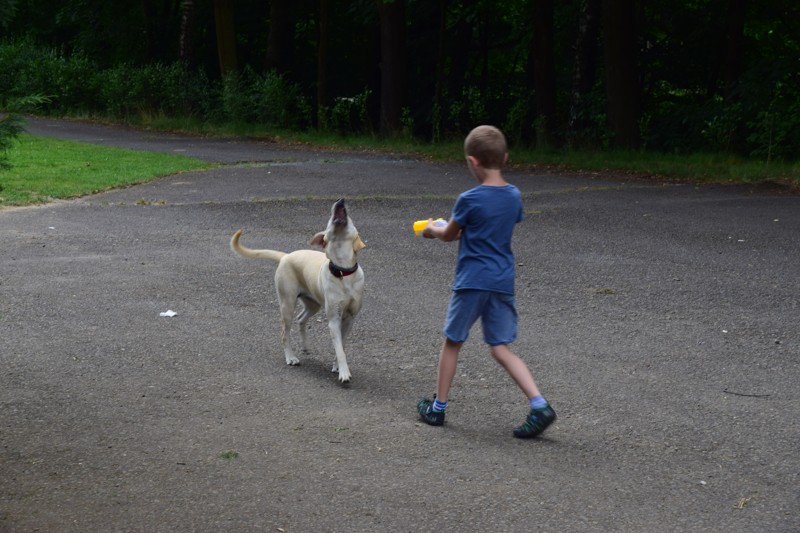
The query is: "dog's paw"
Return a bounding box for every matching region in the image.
[286,356,301,366]
[336,368,351,383]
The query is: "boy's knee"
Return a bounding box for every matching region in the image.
[489,344,510,359]
[444,338,463,350]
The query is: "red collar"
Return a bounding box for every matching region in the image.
[329,261,358,278]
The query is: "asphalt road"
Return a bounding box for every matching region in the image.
[2,117,798,532]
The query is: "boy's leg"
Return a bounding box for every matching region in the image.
[489,345,555,438]
[436,338,463,403]
[419,289,481,426]
[489,344,540,399]
[417,338,462,426]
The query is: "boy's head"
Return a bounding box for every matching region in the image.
[464,125,507,170]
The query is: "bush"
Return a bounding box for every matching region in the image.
[99,62,212,119]
[220,67,311,129]
[747,82,800,162]
[319,89,372,135]
[0,39,100,114]
[0,113,25,169]
[447,86,487,137]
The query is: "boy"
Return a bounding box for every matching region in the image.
[416,125,556,438]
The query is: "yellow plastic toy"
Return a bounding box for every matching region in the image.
[413,218,447,236]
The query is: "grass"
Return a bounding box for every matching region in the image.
[0,133,210,207]
[1,116,798,209]
[143,115,798,188]
[504,149,800,187]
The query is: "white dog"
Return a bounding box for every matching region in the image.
[230,199,366,383]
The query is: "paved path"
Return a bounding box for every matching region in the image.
[2,118,798,531]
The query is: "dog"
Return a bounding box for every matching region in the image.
[230,199,366,383]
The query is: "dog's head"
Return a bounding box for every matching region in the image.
[309,199,366,261]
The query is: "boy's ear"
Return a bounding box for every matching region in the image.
[309,231,326,247]
[353,233,366,253]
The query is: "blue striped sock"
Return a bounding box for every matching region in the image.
[530,395,548,410]
[433,399,448,412]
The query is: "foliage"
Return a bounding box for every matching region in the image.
[0,38,96,113]
[746,82,800,163]
[0,93,53,170]
[318,89,373,135]
[219,68,312,129]
[100,62,212,119]
[0,1,797,162]
[0,112,24,169]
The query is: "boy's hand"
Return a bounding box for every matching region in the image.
[421,218,437,239]
[423,218,461,241]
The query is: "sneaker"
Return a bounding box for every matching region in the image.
[513,404,556,438]
[417,397,445,426]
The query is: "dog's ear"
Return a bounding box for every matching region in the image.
[353,233,366,253]
[309,231,327,247]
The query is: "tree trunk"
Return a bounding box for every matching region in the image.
[178,0,196,67]
[265,0,294,74]
[431,0,448,142]
[528,0,557,148]
[568,0,600,141]
[317,0,330,126]
[142,0,179,62]
[449,0,475,106]
[378,0,405,137]
[213,0,238,77]
[723,0,745,104]
[602,0,640,149]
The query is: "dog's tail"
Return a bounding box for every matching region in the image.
[230,230,287,262]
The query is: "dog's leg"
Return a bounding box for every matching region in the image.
[326,315,351,383]
[276,278,301,366]
[296,297,320,354]
[336,315,357,377]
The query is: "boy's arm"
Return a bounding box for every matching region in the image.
[422,218,461,241]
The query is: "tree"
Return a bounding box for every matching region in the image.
[430,0,448,141]
[213,0,238,77]
[602,0,641,148]
[569,0,601,144]
[528,0,557,147]
[178,0,196,67]
[377,0,405,137]
[317,0,330,125]
[0,0,18,33]
[723,0,745,104]
[265,0,294,74]
[142,0,181,63]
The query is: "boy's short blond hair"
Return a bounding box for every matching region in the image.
[464,125,507,169]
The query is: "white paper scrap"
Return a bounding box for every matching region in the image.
[159,310,178,317]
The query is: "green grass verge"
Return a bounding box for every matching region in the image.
[2,117,797,210]
[142,115,798,189]
[0,133,210,207]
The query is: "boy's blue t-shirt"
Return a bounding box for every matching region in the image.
[451,184,523,295]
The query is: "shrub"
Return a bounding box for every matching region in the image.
[0,40,99,114]
[320,89,372,135]
[747,82,800,162]
[99,62,214,119]
[219,67,311,129]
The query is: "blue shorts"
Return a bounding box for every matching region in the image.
[443,289,518,346]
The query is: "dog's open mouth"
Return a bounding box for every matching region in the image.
[333,198,348,226]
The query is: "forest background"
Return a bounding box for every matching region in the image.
[0,0,798,174]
